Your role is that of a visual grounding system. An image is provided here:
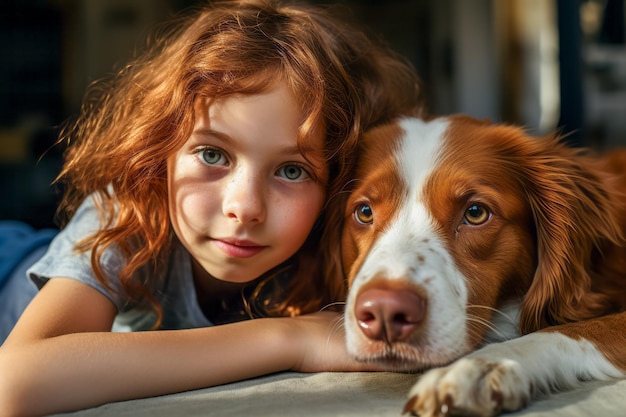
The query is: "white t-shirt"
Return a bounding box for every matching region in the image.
[27,195,212,331]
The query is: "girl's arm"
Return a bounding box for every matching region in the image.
[0,278,366,417]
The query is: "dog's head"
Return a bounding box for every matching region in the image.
[338,115,622,370]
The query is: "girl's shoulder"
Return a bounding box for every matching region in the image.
[27,217,210,331]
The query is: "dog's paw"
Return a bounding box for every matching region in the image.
[403,357,530,417]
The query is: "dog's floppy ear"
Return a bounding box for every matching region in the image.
[517,133,623,333]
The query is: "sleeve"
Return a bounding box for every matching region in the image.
[26,195,129,312]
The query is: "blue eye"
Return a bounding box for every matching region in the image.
[199,148,227,166]
[277,164,309,181]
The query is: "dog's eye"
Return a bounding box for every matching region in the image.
[354,204,373,225]
[464,204,490,225]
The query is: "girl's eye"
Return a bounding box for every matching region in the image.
[464,204,490,225]
[277,164,309,181]
[198,148,227,166]
[354,203,373,225]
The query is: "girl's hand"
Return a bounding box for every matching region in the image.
[284,311,381,373]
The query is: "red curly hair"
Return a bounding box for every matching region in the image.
[55,0,422,326]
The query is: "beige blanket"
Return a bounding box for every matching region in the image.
[53,371,625,416]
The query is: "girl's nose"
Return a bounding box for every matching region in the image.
[222,168,266,224]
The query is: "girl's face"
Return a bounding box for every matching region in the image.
[168,81,328,284]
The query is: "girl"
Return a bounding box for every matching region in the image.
[0,0,422,415]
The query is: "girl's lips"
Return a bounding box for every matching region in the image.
[213,239,266,258]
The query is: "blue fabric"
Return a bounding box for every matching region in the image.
[0,221,57,293]
[0,221,58,343]
[0,245,49,343]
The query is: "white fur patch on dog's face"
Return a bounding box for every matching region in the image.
[344,118,471,369]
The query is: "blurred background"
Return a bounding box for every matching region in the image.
[1,0,625,229]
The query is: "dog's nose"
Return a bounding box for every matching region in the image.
[354,287,426,343]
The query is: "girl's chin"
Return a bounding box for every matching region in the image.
[191,259,262,286]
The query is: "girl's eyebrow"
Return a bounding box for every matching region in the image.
[191,128,315,158]
[191,128,230,141]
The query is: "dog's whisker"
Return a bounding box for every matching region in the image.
[465,315,498,336]
[467,304,517,325]
[465,314,517,343]
[324,314,346,361]
[319,301,346,312]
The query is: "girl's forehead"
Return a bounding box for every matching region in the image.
[195,82,303,135]
[194,80,310,128]
[194,68,313,119]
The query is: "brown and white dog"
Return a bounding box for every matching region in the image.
[339,115,626,416]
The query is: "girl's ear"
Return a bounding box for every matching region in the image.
[518,135,623,333]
